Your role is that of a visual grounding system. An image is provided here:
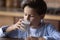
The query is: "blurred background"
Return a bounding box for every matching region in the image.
[0,0,60,31]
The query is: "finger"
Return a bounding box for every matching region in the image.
[17,26,25,31]
[20,26,25,31]
[16,26,20,29]
[18,24,25,29]
[17,25,25,31]
[17,19,23,24]
[19,19,23,22]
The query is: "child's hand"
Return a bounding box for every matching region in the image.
[15,19,30,31]
[6,19,25,32]
[15,19,26,31]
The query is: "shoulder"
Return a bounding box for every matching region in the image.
[43,22,56,30]
[43,22,57,33]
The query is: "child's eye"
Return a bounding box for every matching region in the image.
[24,14,27,16]
[30,15,34,17]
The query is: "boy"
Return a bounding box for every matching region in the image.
[0,0,60,40]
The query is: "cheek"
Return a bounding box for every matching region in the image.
[30,17,41,23]
[30,17,36,22]
[24,16,27,20]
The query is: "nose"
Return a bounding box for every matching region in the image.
[26,15,30,21]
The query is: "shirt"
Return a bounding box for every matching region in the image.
[0,23,60,40]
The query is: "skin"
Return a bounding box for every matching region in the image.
[24,6,45,28]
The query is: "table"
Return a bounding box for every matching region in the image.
[0,37,45,40]
[0,38,24,40]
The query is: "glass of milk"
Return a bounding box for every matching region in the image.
[20,20,30,31]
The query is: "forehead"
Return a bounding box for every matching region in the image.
[24,6,38,15]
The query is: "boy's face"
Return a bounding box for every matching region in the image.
[24,6,45,25]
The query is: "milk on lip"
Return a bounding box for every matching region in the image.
[22,20,30,25]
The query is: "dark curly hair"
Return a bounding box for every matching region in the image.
[21,0,47,15]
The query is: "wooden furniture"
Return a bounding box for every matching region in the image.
[0,37,45,40]
[0,38,24,40]
[0,11,60,21]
